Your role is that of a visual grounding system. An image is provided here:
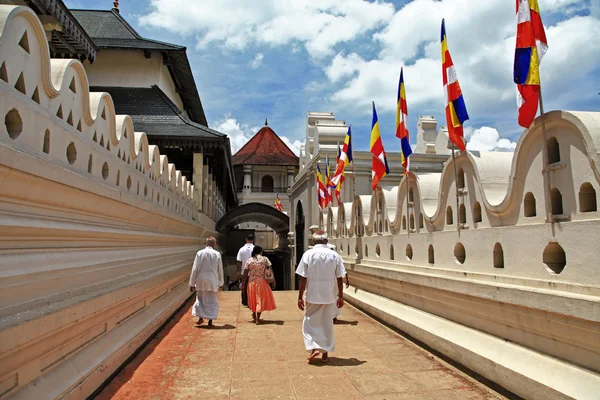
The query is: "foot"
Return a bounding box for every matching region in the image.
[255,318,260,325]
[208,320,213,327]
[252,313,256,323]
[333,318,338,324]
[307,349,320,362]
[322,352,329,363]
[196,318,203,325]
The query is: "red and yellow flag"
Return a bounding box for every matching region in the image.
[370,102,390,190]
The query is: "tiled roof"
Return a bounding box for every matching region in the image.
[72,9,207,126]
[232,125,299,166]
[91,86,225,139]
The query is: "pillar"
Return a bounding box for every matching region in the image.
[243,165,252,194]
[193,153,203,211]
[287,166,295,189]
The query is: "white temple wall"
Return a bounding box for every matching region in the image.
[326,110,600,399]
[0,6,219,399]
[83,49,187,114]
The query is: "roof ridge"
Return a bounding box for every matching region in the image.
[140,37,185,50]
[110,9,142,39]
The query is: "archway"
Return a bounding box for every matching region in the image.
[216,202,291,289]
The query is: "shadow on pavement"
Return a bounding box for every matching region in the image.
[334,319,359,325]
[196,324,236,330]
[309,357,366,367]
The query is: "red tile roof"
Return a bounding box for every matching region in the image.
[232,125,299,166]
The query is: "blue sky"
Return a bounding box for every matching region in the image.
[65,0,600,155]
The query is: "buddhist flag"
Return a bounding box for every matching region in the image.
[396,67,412,174]
[514,0,548,128]
[441,19,469,151]
[334,143,345,205]
[316,162,326,209]
[274,193,283,211]
[370,102,390,190]
[330,126,353,187]
[325,152,333,206]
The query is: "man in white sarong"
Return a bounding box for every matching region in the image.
[189,237,224,327]
[325,243,350,324]
[297,230,346,363]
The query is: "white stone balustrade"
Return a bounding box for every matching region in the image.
[0,5,218,399]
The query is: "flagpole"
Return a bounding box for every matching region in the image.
[405,169,409,237]
[349,124,358,236]
[451,143,461,237]
[537,84,554,228]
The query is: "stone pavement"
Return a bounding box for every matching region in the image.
[95,291,506,400]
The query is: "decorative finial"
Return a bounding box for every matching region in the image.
[265,118,268,126]
[113,1,119,11]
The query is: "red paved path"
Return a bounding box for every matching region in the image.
[95,291,505,399]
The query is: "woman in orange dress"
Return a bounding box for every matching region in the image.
[242,246,276,324]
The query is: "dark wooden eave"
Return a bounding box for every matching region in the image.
[22,0,98,62]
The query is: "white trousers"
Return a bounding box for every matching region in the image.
[192,290,219,320]
[302,302,337,353]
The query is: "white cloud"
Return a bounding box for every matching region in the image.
[213,115,302,156]
[139,0,394,58]
[464,126,516,152]
[249,53,264,69]
[325,1,600,120]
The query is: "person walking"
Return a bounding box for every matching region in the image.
[237,234,255,306]
[242,246,277,324]
[189,237,224,327]
[296,230,346,363]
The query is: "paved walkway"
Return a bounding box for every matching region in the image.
[96,291,505,400]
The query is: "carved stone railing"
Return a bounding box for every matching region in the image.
[0,5,216,399]
[326,110,600,398]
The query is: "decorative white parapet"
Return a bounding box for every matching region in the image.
[0,5,218,399]
[327,108,600,398]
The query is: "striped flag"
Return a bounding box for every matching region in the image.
[274,193,283,211]
[441,19,469,151]
[396,67,412,174]
[330,126,353,187]
[514,0,548,128]
[316,162,326,209]
[370,102,390,190]
[334,143,345,205]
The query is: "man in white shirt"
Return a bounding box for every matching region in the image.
[237,234,255,306]
[189,237,224,327]
[296,230,346,363]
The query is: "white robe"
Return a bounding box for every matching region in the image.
[302,302,337,353]
[192,290,219,320]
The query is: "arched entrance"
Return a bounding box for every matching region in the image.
[295,200,305,290]
[216,202,291,289]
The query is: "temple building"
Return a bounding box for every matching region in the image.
[231,119,299,248]
[71,4,237,219]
